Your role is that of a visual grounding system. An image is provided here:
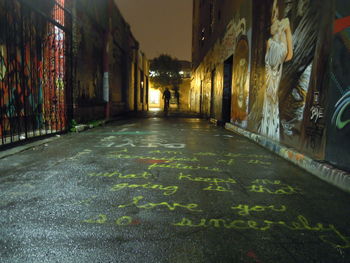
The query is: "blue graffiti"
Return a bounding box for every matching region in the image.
[331,90,350,130]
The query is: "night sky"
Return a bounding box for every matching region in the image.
[114,0,193,61]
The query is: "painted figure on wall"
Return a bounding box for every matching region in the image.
[231,36,249,127]
[259,0,293,141]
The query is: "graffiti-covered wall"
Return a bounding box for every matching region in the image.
[192,0,349,171]
[230,3,252,128]
[0,0,71,146]
[191,0,252,121]
[325,0,350,171]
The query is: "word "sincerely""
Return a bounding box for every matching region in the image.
[173,215,350,249]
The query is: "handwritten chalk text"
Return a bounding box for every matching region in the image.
[231,204,287,216]
[89,171,154,179]
[118,196,203,212]
[178,173,236,184]
[82,214,133,226]
[247,185,301,195]
[111,182,178,195]
[148,162,221,172]
[173,215,350,249]
[109,153,199,162]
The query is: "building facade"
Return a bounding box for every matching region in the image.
[72,0,149,122]
[191,0,350,172]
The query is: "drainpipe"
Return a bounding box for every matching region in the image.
[103,40,110,120]
[103,0,112,120]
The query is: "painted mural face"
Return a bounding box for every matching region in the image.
[297,0,309,17]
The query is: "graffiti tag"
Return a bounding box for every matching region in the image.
[310,105,324,123]
[332,90,350,130]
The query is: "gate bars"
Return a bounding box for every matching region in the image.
[0,0,72,147]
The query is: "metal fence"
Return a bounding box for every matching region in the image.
[0,0,72,147]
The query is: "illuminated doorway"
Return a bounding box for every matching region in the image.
[149,87,161,111]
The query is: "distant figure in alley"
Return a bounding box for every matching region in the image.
[163,88,171,112]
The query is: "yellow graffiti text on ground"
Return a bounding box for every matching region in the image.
[202,184,232,192]
[108,153,198,162]
[82,214,133,226]
[118,195,203,212]
[216,159,235,165]
[193,152,218,156]
[224,153,273,159]
[252,179,281,185]
[247,160,272,166]
[110,148,128,153]
[111,182,178,195]
[178,173,236,184]
[148,150,184,155]
[83,214,107,224]
[247,184,301,195]
[148,162,221,172]
[231,204,287,216]
[89,171,154,179]
[115,216,133,226]
[173,215,350,249]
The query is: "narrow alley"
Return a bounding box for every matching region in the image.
[0,116,349,262]
[0,0,349,262]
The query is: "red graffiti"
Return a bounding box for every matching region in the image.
[246,250,262,263]
[131,219,141,225]
[334,16,350,34]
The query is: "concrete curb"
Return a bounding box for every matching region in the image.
[73,120,107,133]
[225,123,350,193]
[0,120,109,159]
[0,136,61,159]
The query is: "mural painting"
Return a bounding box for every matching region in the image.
[230,1,252,128]
[231,36,249,127]
[248,0,327,154]
[259,0,293,141]
[325,0,350,171]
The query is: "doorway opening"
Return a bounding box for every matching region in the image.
[222,56,233,123]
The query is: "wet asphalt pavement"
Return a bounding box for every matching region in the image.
[0,115,350,263]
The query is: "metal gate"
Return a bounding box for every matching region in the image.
[0,0,72,147]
